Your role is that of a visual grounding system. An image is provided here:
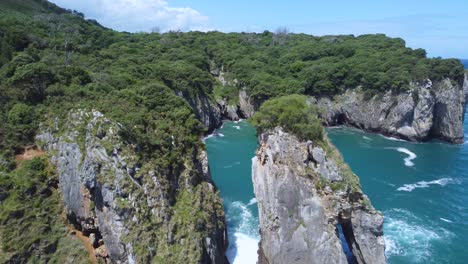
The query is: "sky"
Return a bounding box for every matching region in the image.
[49,0,468,58]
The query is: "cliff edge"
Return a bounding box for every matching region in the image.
[316,78,466,143]
[252,128,385,264]
[37,110,228,263]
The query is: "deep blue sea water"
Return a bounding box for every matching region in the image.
[207,109,468,263]
[461,59,468,69]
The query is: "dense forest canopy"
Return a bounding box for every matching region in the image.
[0,0,465,163]
[0,0,466,261]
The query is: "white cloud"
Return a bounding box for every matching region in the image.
[49,0,212,32]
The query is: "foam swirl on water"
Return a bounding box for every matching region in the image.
[397,178,460,192]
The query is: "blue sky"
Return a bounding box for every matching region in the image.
[50,0,468,58]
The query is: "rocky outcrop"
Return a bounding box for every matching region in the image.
[252,128,385,264]
[315,78,466,143]
[238,89,257,118]
[212,64,467,143]
[178,90,223,132]
[37,110,228,264]
[217,99,242,121]
[210,65,258,120]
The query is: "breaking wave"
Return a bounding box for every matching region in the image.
[225,200,260,264]
[384,209,453,263]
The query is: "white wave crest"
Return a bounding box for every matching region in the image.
[226,201,260,264]
[247,198,257,206]
[202,134,215,143]
[363,136,372,140]
[234,125,241,130]
[218,133,225,137]
[384,209,452,262]
[386,147,417,166]
[226,232,259,264]
[381,135,406,141]
[440,218,454,223]
[396,148,417,166]
[397,178,458,192]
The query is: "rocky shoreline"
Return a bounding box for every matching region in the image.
[208,71,468,144]
[29,70,467,263]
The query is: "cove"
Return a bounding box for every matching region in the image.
[327,107,468,264]
[205,120,260,264]
[205,114,468,264]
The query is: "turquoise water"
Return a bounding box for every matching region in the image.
[328,114,468,263]
[206,114,468,263]
[205,121,260,264]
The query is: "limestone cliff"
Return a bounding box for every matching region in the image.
[252,128,385,264]
[316,78,466,143]
[37,110,228,264]
[214,70,467,143]
[178,90,223,133]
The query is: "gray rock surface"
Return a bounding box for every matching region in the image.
[37,110,228,264]
[229,75,468,143]
[315,78,466,143]
[217,99,241,121]
[178,90,223,132]
[238,89,257,118]
[252,128,385,264]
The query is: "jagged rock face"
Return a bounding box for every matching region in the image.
[37,110,228,264]
[238,89,257,118]
[217,99,242,121]
[316,79,466,143]
[252,128,386,264]
[178,90,223,132]
[224,75,467,143]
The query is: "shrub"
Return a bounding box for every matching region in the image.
[250,94,323,142]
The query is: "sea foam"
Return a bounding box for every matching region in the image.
[384,209,452,262]
[226,233,259,264]
[226,200,260,264]
[396,148,417,166]
[386,147,417,166]
[247,198,257,206]
[397,178,458,192]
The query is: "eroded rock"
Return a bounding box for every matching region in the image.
[252,128,386,264]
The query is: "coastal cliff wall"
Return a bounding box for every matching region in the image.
[252,128,386,264]
[316,78,466,143]
[37,110,228,264]
[216,76,467,143]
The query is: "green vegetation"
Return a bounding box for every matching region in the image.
[0,0,464,262]
[250,95,323,142]
[0,0,464,162]
[0,157,90,263]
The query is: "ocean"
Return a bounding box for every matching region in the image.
[461,59,468,69]
[206,109,468,263]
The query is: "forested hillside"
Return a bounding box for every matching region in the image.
[0,0,465,262]
[0,0,464,162]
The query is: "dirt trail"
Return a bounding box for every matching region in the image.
[68,226,98,264]
[15,145,45,162]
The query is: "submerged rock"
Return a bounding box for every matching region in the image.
[252,128,385,264]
